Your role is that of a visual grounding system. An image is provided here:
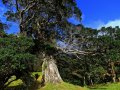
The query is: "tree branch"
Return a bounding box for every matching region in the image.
[15,0,19,12]
[56,46,92,55]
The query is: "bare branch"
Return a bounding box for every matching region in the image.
[24,14,35,25]
[15,0,19,11]
[24,2,36,13]
[56,46,92,55]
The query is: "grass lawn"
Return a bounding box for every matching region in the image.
[88,83,120,90]
[39,82,87,90]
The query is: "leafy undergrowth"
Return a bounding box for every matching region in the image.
[89,83,120,90]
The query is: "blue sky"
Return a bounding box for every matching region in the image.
[1,0,120,33]
[76,0,120,28]
[0,0,19,34]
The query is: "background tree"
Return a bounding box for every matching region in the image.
[57,25,120,85]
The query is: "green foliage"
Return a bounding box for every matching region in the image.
[0,32,37,88]
[2,0,82,44]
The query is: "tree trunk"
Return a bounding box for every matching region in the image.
[83,76,86,86]
[42,54,63,84]
[110,62,116,83]
[88,75,93,85]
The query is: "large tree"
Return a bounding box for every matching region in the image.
[2,0,82,84]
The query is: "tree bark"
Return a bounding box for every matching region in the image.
[41,54,63,84]
[83,76,86,86]
[110,62,116,83]
[88,75,93,85]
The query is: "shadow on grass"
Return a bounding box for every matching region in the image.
[29,80,43,90]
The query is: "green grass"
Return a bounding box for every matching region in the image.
[89,83,120,90]
[39,82,87,90]
[5,76,24,90]
[31,72,42,76]
[6,76,23,87]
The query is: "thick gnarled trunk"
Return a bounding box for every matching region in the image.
[42,55,62,84]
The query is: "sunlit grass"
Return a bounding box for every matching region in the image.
[39,82,88,90]
[31,72,42,76]
[6,76,23,87]
[89,83,120,90]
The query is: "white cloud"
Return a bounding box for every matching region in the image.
[97,19,120,29]
[105,19,120,27]
[84,20,105,29]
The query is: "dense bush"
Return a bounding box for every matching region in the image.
[0,32,37,88]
